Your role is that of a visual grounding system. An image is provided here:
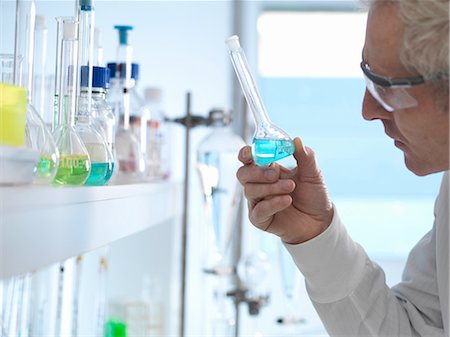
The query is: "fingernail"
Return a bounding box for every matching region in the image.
[281,180,293,190]
[264,169,277,180]
[244,147,251,158]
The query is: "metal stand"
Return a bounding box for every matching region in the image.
[170,93,219,337]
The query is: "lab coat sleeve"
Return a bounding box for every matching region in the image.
[283,207,444,336]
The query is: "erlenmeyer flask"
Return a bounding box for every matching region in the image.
[197,110,245,272]
[13,0,59,184]
[226,35,295,166]
[76,66,114,186]
[52,19,91,186]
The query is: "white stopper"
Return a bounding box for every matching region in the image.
[225,35,241,52]
[35,15,47,29]
[63,20,78,40]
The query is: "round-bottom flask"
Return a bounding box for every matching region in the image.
[252,122,294,167]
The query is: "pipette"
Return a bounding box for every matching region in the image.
[225,35,295,166]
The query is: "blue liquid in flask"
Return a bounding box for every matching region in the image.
[84,162,115,186]
[252,139,295,166]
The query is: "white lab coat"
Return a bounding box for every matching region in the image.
[284,172,449,336]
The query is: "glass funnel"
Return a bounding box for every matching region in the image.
[225,35,294,166]
[52,19,91,186]
[76,66,114,186]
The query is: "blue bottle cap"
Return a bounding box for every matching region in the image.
[80,66,109,89]
[105,67,111,89]
[80,0,93,11]
[114,25,133,45]
[106,62,139,80]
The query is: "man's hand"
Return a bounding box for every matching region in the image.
[236,137,334,244]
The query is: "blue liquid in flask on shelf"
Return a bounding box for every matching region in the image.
[252,138,295,166]
[84,162,115,186]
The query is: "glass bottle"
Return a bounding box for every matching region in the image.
[76,65,114,186]
[52,19,91,186]
[144,87,170,180]
[107,25,146,182]
[94,67,117,168]
[14,0,59,184]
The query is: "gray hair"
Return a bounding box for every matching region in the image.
[368,0,449,110]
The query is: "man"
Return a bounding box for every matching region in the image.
[236,0,449,335]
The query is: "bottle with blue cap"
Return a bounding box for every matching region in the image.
[106,25,147,182]
[75,65,114,186]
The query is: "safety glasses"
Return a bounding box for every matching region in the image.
[360,57,424,112]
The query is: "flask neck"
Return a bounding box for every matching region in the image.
[58,38,78,128]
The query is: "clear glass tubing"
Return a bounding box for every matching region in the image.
[225,35,294,166]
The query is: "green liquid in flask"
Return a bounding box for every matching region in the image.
[53,155,90,185]
[252,139,295,166]
[84,162,115,186]
[36,156,56,179]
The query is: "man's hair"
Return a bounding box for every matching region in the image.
[369,0,449,110]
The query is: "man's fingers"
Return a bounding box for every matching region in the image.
[236,162,280,184]
[238,146,253,164]
[244,179,295,201]
[249,195,293,230]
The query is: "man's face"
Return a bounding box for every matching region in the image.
[362,3,449,176]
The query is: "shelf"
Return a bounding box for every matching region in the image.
[0,182,181,279]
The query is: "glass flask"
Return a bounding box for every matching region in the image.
[197,110,246,271]
[225,35,294,166]
[196,110,244,336]
[53,16,72,130]
[52,19,91,186]
[76,65,114,186]
[13,0,59,184]
[107,25,146,182]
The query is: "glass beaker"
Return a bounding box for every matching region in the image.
[226,35,295,166]
[52,19,91,186]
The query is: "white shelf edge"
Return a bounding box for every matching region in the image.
[0,181,182,279]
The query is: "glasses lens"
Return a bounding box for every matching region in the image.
[363,75,418,111]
